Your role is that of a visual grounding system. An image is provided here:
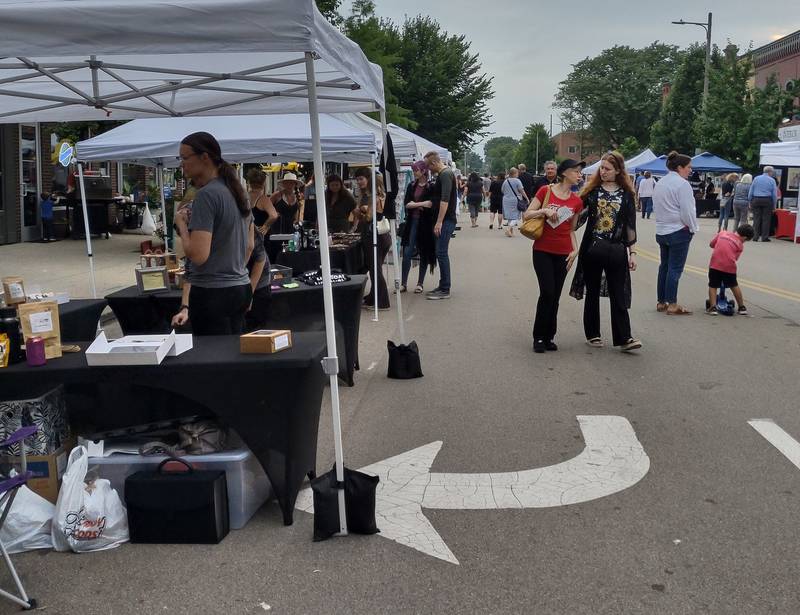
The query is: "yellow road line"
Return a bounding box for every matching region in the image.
[636,247,800,303]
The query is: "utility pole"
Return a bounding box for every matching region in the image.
[672,12,712,108]
[535,130,540,174]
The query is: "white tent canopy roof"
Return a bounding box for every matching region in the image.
[760,141,800,166]
[0,0,385,123]
[387,123,452,163]
[333,113,418,161]
[76,114,378,166]
[582,149,657,175]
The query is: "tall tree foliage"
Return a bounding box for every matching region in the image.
[484,137,519,174]
[315,0,342,26]
[554,43,682,150]
[513,124,556,173]
[395,16,493,156]
[739,74,795,170]
[650,45,709,155]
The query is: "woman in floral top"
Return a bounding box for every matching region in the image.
[572,151,641,352]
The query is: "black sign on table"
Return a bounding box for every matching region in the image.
[105,276,367,386]
[59,299,107,342]
[275,242,365,276]
[0,333,327,526]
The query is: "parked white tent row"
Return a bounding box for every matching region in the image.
[388,123,453,163]
[0,0,390,538]
[582,149,657,176]
[333,113,418,162]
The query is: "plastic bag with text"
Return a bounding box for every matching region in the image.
[0,484,55,554]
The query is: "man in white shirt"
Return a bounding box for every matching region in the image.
[637,171,656,219]
[652,152,699,315]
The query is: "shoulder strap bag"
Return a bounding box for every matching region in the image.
[520,186,551,240]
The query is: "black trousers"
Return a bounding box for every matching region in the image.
[189,283,252,336]
[244,286,272,333]
[364,232,391,309]
[532,250,568,342]
[582,239,632,347]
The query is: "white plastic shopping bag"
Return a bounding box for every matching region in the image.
[52,446,129,552]
[0,484,55,554]
[140,205,157,236]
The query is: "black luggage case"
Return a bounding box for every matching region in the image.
[125,458,229,544]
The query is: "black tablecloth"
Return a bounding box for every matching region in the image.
[0,333,327,525]
[59,299,108,342]
[105,276,366,386]
[695,198,720,217]
[275,242,365,276]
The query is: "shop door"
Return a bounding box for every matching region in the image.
[20,124,41,242]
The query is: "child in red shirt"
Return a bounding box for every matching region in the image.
[706,223,754,315]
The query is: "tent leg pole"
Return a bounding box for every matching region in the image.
[157,163,168,251]
[305,51,347,537]
[77,163,97,299]
[371,154,379,322]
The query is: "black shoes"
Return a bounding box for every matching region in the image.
[533,339,557,353]
[545,340,558,351]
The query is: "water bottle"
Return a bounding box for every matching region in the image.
[293,229,301,251]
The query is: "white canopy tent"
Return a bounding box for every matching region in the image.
[333,113,418,162]
[0,0,389,537]
[582,148,657,176]
[760,141,800,167]
[387,123,452,163]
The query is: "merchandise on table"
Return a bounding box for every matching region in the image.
[135,265,170,293]
[298,270,350,286]
[1,277,26,306]
[17,300,61,359]
[0,334,9,368]
[269,264,293,285]
[85,331,193,366]
[240,329,292,354]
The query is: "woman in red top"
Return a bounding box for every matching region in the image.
[522,159,585,353]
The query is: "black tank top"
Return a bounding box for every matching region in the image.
[273,197,299,234]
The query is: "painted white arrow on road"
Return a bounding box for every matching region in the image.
[748,419,800,469]
[295,415,650,565]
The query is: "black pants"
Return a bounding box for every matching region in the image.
[244,286,272,333]
[189,283,252,336]
[582,239,632,347]
[532,250,568,342]
[42,217,55,240]
[364,232,391,309]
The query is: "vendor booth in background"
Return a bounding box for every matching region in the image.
[760,141,800,242]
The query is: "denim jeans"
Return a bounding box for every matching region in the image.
[436,218,457,292]
[656,228,693,304]
[640,197,653,219]
[718,197,733,231]
[401,216,427,287]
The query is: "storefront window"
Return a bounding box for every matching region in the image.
[20,124,39,230]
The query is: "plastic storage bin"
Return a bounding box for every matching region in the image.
[89,447,271,530]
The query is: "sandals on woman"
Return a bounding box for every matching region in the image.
[666,305,693,316]
[621,338,643,352]
[414,285,424,294]
[656,303,668,312]
[586,337,604,348]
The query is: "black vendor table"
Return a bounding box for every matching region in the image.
[275,242,365,276]
[0,333,327,525]
[59,299,108,342]
[105,276,367,386]
[695,198,720,217]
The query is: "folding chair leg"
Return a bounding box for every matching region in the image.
[0,539,35,610]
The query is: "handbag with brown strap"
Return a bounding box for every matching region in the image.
[520,186,552,240]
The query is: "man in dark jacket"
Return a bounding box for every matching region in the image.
[532,160,559,195]
[517,164,536,202]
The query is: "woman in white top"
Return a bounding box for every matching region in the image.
[637,171,656,219]
[501,167,529,237]
[652,151,698,316]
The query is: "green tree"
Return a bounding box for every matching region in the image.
[396,16,493,155]
[314,0,342,26]
[344,1,415,128]
[463,150,484,173]
[649,45,709,154]
[554,43,682,150]
[618,136,642,159]
[739,74,794,171]
[484,136,518,174]
[512,123,556,173]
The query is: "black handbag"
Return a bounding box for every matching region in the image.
[125,457,229,544]
[506,179,528,212]
[311,465,380,542]
[387,340,423,379]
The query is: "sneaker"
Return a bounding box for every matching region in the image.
[762,238,771,242]
[426,289,450,300]
[545,340,558,351]
[738,305,748,315]
[425,287,441,296]
[533,339,546,353]
[621,338,642,352]
[705,305,719,315]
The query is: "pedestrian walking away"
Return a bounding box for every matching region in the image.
[465,172,484,228]
[705,224,754,316]
[401,161,437,294]
[570,151,641,352]
[718,173,738,232]
[653,151,698,316]
[522,158,585,353]
[732,173,753,229]
[424,151,458,300]
[748,166,778,242]
[637,171,656,219]
[488,172,505,229]
[501,167,528,237]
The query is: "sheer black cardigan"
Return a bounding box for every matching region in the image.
[569,187,637,307]
[401,180,437,274]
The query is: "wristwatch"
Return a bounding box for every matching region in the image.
[179,304,189,312]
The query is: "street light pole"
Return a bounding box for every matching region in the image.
[672,12,712,108]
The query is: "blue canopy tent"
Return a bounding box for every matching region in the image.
[635,155,668,175]
[690,152,742,173]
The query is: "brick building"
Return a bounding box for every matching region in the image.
[550,130,600,165]
[752,29,800,94]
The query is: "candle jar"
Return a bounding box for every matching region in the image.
[25,336,47,367]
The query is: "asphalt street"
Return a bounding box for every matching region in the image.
[5,212,800,614]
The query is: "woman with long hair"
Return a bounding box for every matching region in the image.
[572,151,641,351]
[401,161,437,293]
[172,132,254,335]
[267,172,302,261]
[324,174,356,233]
[465,172,484,228]
[522,159,585,353]
[247,168,279,235]
[488,172,505,229]
[353,168,390,310]
[719,173,738,232]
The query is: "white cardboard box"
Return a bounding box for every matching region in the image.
[85,331,192,366]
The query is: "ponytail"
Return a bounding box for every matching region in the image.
[218,161,249,217]
[666,150,692,172]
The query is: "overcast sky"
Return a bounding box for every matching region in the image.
[342,0,797,155]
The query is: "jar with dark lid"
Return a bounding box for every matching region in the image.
[0,307,25,365]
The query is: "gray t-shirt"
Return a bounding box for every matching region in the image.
[187,178,251,288]
[247,230,271,291]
